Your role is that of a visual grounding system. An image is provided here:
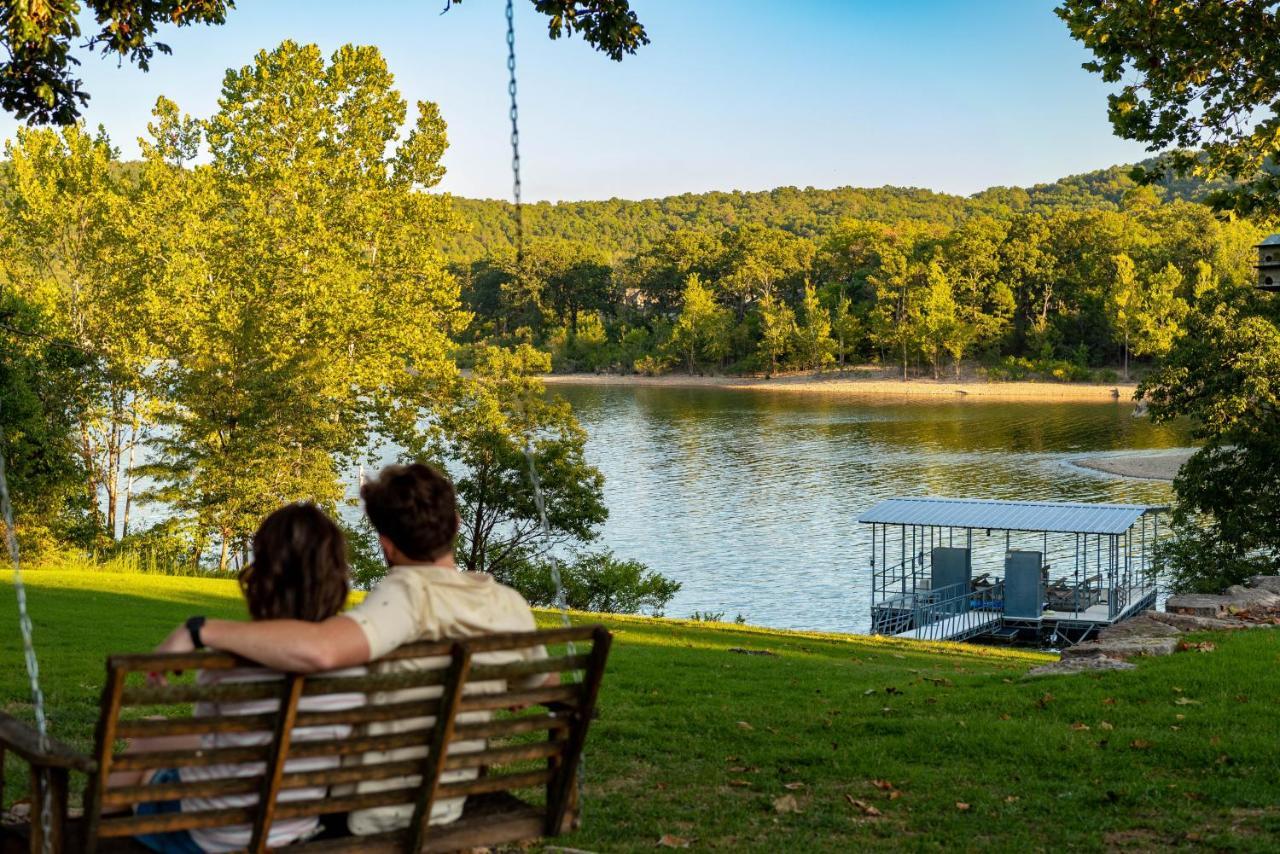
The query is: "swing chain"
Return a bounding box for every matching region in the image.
[0,426,54,854]
[505,0,524,271]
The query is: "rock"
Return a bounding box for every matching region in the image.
[1165,594,1234,618]
[1245,575,1280,595]
[1027,655,1137,677]
[1097,614,1183,640]
[1146,611,1250,632]
[1062,636,1179,659]
[1223,586,1280,608]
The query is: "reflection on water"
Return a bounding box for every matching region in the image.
[554,385,1190,634]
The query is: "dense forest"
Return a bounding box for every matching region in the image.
[445,165,1268,381]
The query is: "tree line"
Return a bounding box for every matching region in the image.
[453,188,1268,382]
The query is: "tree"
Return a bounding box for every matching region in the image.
[2,1,646,125]
[792,280,835,371]
[919,259,959,380]
[0,293,95,554]
[0,122,154,541]
[429,344,607,578]
[830,292,863,369]
[1108,253,1141,381]
[756,292,796,378]
[1140,298,1280,590]
[1058,0,1280,216]
[665,274,731,375]
[1130,263,1189,364]
[868,249,922,379]
[141,42,467,568]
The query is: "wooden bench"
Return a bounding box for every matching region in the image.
[0,625,611,853]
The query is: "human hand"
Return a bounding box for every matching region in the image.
[154,623,196,655]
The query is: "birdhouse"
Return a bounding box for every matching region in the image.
[1256,234,1280,291]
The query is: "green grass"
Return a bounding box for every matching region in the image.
[3,570,1279,852]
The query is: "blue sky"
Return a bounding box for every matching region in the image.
[0,0,1149,201]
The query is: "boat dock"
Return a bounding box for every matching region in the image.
[860,497,1167,644]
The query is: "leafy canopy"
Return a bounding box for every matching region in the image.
[1057,0,1280,216]
[1,0,646,125]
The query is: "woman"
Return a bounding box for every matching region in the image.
[120,503,365,853]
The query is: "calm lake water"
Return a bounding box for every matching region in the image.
[551,385,1192,634]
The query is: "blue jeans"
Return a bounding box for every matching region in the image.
[133,768,204,854]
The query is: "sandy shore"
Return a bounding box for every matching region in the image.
[542,371,1140,402]
[1070,449,1195,482]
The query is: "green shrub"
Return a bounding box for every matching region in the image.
[499,548,680,615]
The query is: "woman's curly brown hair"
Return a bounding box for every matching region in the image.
[238,503,349,622]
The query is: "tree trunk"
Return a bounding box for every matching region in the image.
[121,425,138,538]
[218,535,230,574]
[1124,331,1129,382]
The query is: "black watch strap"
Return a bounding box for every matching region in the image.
[186,615,207,649]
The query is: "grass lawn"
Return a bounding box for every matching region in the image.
[3,570,1279,852]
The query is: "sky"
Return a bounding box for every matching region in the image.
[0,0,1151,202]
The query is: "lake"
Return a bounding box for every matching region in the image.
[551,384,1192,634]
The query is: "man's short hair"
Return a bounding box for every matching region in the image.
[360,463,459,562]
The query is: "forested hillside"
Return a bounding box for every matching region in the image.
[445,161,1269,383]
[442,160,1223,262]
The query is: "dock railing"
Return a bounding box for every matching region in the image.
[872,580,1004,641]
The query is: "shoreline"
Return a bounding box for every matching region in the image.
[1069,449,1194,482]
[542,371,1140,402]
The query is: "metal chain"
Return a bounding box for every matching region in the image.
[0,422,54,854]
[506,0,524,270]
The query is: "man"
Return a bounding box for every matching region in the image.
[155,462,545,832]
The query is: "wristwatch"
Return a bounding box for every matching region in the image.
[186,615,207,649]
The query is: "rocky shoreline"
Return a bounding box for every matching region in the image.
[1029,575,1280,676]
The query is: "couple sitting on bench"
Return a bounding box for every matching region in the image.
[127,463,549,853]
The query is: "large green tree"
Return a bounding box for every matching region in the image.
[1140,298,1280,590]
[0,123,154,541]
[140,42,467,569]
[1058,0,1280,217]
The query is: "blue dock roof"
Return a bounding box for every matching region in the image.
[857,497,1168,536]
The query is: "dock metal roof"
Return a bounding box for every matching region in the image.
[857,497,1168,535]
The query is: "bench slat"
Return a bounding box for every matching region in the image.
[452,711,570,741]
[441,740,561,772]
[468,653,593,681]
[458,685,581,713]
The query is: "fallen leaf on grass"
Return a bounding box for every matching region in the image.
[999,713,1011,721]
[1173,697,1200,706]
[1070,722,1090,731]
[1036,692,1054,709]
[783,782,806,791]
[728,779,751,788]
[955,802,971,811]
[1129,739,1152,750]
[1099,721,1114,731]
[1170,725,1181,731]
[1177,641,1215,653]
[870,780,895,791]
[862,688,877,696]
[844,795,882,817]
[1235,694,1249,703]
[736,721,754,730]
[1004,795,1019,804]
[1102,697,1116,706]
[657,834,692,848]
[773,795,802,814]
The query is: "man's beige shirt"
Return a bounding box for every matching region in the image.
[340,563,543,834]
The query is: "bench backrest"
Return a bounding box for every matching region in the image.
[81,625,611,853]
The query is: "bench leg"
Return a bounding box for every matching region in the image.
[28,766,68,854]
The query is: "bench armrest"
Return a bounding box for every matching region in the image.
[0,712,96,772]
